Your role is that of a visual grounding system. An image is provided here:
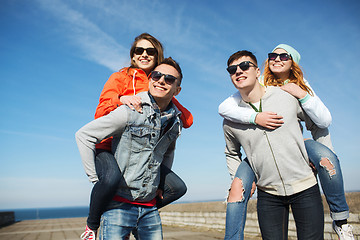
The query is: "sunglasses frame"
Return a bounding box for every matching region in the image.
[268,53,292,61]
[227,61,258,75]
[134,47,157,56]
[150,71,178,85]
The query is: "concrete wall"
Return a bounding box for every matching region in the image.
[160,192,360,239]
[0,212,15,227]
[160,211,359,239]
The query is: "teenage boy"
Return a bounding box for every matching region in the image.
[222,50,325,240]
[76,57,184,239]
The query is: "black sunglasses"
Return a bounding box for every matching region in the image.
[150,71,177,85]
[268,53,292,61]
[227,61,258,75]
[134,47,157,56]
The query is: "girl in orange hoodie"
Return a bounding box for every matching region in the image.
[80,33,193,240]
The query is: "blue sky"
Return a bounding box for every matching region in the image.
[1,0,359,209]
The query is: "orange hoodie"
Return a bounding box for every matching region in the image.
[95,67,193,150]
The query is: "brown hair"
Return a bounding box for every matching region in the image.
[263,60,313,95]
[227,50,258,67]
[126,33,164,72]
[160,57,183,86]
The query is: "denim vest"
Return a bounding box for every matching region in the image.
[111,92,182,202]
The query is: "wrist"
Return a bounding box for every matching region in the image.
[299,93,310,104]
[250,112,258,125]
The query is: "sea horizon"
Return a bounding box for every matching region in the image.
[0,199,225,221]
[0,206,89,222]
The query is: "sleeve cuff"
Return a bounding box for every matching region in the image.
[250,112,258,125]
[299,93,310,104]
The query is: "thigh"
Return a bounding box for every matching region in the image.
[257,190,289,240]
[290,185,324,240]
[160,165,187,195]
[234,158,256,193]
[99,205,137,240]
[95,151,121,184]
[137,206,163,240]
[305,139,338,168]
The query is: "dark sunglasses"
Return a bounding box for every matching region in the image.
[150,71,177,85]
[134,47,157,56]
[227,61,258,75]
[268,53,292,61]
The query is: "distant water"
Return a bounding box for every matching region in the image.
[3,206,89,221]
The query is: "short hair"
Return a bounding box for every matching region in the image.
[160,57,183,86]
[227,50,258,67]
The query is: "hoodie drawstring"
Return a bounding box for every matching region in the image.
[132,70,137,95]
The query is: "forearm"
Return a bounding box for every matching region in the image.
[300,94,332,128]
[301,111,335,152]
[223,121,243,179]
[219,92,255,124]
[75,130,98,182]
[76,107,128,182]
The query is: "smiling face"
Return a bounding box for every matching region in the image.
[229,56,260,90]
[268,48,292,79]
[148,64,181,110]
[132,39,157,75]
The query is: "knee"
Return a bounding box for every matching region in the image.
[170,178,187,197]
[319,157,337,177]
[227,178,246,203]
[177,181,187,196]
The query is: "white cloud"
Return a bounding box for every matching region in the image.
[36,0,129,71]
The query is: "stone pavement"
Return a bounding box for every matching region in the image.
[0,217,225,240]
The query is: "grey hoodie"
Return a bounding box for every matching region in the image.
[223,87,329,196]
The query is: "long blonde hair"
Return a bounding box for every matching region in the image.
[263,60,313,96]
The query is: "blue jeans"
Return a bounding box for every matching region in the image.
[87,150,187,230]
[224,140,349,240]
[305,139,349,220]
[257,185,324,240]
[224,158,255,240]
[99,203,162,240]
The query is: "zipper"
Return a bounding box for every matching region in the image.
[263,131,287,195]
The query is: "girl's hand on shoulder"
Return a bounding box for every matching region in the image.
[255,111,284,130]
[281,83,307,99]
[120,95,142,113]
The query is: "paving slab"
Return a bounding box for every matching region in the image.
[0,217,226,240]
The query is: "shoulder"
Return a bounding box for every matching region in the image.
[136,92,150,102]
[105,70,130,84]
[266,86,295,99]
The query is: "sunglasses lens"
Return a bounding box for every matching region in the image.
[268,53,291,61]
[150,71,162,81]
[134,47,156,56]
[227,65,237,75]
[164,75,177,85]
[146,48,157,56]
[268,53,278,60]
[239,61,250,71]
[280,53,291,61]
[227,61,254,74]
[151,71,177,85]
[134,47,144,55]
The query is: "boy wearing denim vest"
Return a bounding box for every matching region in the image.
[76,57,184,240]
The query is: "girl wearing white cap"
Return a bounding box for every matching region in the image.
[219,44,353,240]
